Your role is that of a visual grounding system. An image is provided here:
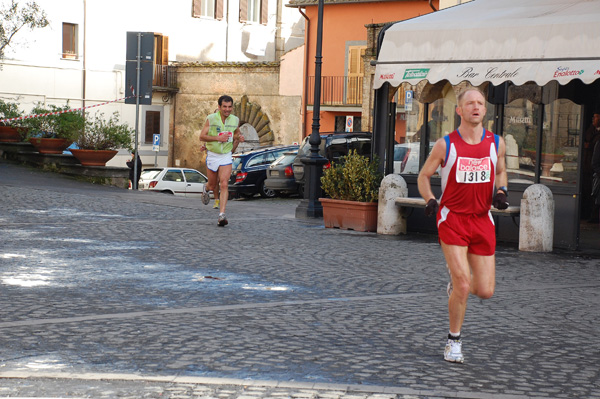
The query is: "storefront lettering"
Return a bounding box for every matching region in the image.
[486,67,520,80]
[403,68,429,79]
[457,67,479,79]
[380,73,395,80]
[553,66,584,78]
[509,116,531,124]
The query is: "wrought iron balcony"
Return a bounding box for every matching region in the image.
[307,76,363,106]
[153,65,178,92]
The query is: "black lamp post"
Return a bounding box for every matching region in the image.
[295,0,328,219]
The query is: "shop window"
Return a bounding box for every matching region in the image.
[240,0,267,24]
[334,116,361,131]
[62,23,78,59]
[503,98,538,185]
[192,0,224,19]
[540,99,581,187]
[504,97,580,187]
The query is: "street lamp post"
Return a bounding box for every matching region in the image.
[295,0,328,219]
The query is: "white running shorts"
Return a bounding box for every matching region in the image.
[206,151,233,172]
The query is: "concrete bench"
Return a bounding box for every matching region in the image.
[394,197,520,219]
[377,174,554,252]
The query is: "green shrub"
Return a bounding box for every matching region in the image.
[321,149,382,202]
[22,102,85,141]
[76,112,133,151]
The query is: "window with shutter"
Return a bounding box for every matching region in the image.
[192,0,218,18]
[347,46,366,105]
[145,111,161,144]
[153,34,169,86]
[260,0,268,24]
[62,23,78,59]
[215,0,224,19]
[239,0,248,22]
[240,0,265,23]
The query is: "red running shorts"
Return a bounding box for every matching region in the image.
[436,206,496,256]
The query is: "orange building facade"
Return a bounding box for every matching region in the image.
[287,0,439,137]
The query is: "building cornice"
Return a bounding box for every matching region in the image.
[286,0,425,8]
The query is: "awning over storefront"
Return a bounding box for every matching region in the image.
[374,0,600,89]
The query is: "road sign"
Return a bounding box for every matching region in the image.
[405,90,414,111]
[345,116,354,132]
[153,134,160,152]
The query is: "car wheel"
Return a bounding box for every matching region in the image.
[161,190,174,195]
[259,179,277,198]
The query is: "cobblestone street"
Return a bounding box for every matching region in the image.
[0,161,599,398]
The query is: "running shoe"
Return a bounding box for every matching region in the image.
[217,214,228,227]
[213,199,220,209]
[446,263,453,297]
[444,338,464,363]
[201,186,210,205]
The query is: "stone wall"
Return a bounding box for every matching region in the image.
[172,62,302,173]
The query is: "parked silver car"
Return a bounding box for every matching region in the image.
[139,167,208,197]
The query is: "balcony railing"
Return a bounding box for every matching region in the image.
[153,64,178,91]
[307,76,363,106]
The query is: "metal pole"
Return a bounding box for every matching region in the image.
[295,0,328,219]
[133,33,141,190]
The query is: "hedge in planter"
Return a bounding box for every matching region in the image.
[320,150,383,232]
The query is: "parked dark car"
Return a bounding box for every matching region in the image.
[264,150,300,197]
[292,132,372,195]
[229,145,299,198]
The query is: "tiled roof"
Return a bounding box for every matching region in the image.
[287,0,420,7]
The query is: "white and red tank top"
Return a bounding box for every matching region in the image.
[439,129,500,215]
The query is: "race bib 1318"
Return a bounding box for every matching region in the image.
[456,157,491,183]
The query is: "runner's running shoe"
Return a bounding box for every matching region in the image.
[444,338,464,363]
[217,213,228,227]
[213,199,220,209]
[201,186,210,205]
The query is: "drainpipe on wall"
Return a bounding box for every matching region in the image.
[429,0,437,11]
[226,0,230,62]
[298,7,309,139]
[82,0,87,113]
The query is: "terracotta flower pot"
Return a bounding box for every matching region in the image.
[28,138,72,154]
[320,197,378,232]
[0,126,23,142]
[69,149,118,166]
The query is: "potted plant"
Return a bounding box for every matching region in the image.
[0,99,27,142]
[22,103,85,154]
[70,112,133,166]
[319,149,383,232]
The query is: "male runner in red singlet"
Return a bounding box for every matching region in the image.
[418,88,509,364]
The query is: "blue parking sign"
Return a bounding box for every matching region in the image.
[405,90,413,111]
[153,134,160,152]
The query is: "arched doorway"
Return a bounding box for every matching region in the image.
[233,95,274,151]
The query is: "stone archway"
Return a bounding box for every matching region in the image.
[234,95,274,150]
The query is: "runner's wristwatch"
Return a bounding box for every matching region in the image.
[497,186,508,196]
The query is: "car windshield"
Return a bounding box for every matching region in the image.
[272,153,297,166]
[298,137,325,157]
[183,170,207,183]
[140,169,162,180]
[232,156,243,171]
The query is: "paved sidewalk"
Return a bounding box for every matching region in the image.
[0,161,599,399]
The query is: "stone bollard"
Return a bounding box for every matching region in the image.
[519,184,554,252]
[377,174,408,235]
